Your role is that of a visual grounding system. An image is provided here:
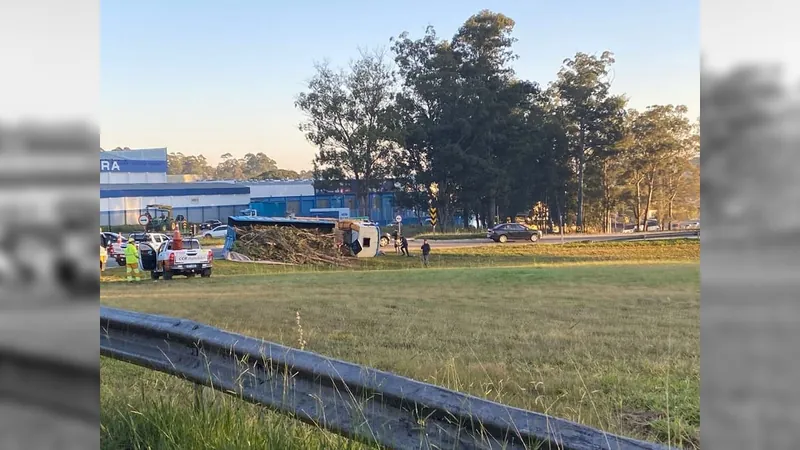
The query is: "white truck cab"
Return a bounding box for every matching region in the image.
[138,238,213,280]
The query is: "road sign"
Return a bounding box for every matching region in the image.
[138,214,150,226]
[395,215,402,223]
[429,207,438,227]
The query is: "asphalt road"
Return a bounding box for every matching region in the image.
[407,231,698,249]
[104,231,696,268]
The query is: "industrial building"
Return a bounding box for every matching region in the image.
[99,148,423,228]
[100,148,251,227]
[245,180,410,225]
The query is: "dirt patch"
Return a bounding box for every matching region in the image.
[620,409,700,449]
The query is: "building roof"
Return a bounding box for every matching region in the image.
[100,182,250,198]
[227,216,336,226]
[100,148,167,161]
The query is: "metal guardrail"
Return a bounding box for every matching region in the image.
[101,307,669,450]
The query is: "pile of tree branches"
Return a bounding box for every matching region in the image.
[231,226,348,266]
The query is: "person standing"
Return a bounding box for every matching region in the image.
[123,237,142,282]
[400,236,409,257]
[420,239,431,267]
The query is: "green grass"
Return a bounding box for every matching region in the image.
[198,237,225,246]
[100,240,699,449]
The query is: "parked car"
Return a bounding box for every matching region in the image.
[101,232,124,248]
[199,220,223,231]
[202,225,229,239]
[637,219,662,232]
[487,223,542,243]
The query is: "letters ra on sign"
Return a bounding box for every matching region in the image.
[100,160,121,171]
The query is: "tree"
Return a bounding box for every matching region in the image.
[391,11,543,229]
[296,49,398,216]
[215,153,245,180]
[621,105,695,230]
[550,51,626,232]
[242,152,278,179]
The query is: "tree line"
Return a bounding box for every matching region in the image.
[295,10,700,232]
[166,152,313,181]
[102,148,315,181]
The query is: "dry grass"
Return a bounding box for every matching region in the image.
[100,240,699,449]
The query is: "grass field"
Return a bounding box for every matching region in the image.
[100,240,700,449]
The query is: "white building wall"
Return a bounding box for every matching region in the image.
[101,193,250,212]
[101,172,168,184]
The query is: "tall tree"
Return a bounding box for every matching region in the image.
[215,153,245,180]
[392,11,542,229]
[550,51,626,232]
[242,152,278,179]
[622,105,695,229]
[296,49,397,216]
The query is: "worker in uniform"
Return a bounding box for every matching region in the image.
[124,237,142,282]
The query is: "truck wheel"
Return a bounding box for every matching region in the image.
[201,268,212,278]
[163,271,173,281]
[151,271,160,280]
[116,258,124,266]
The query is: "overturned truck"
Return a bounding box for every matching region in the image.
[223,216,380,266]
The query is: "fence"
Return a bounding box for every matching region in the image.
[100,307,669,450]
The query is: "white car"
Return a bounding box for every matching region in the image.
[202,225,229,239]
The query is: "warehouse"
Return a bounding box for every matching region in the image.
[100,147,168,184]
[246,180,411,226]
[100,148,252,226]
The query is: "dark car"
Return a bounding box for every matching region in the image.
[200,220,223,230]
[487,223,542,243]
[101,232,124,248]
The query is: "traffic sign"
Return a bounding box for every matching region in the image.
[138,214,150,226]
[429,207,438,227]
[395,215,402,223]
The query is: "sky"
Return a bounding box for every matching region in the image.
[100,0,699,171]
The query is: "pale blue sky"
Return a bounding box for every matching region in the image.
[100,0,699,171]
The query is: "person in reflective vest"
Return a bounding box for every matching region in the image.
[124,237,141,282]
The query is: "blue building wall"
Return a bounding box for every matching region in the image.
[249,192,422,226]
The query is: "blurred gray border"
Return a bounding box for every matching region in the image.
[0,0,100,449]
[702,1,800,449]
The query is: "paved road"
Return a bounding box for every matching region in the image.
[408,231,698,249]
[103,231,696,268]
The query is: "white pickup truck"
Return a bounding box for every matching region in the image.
[111,232,170,266]
[138,238,213,280]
